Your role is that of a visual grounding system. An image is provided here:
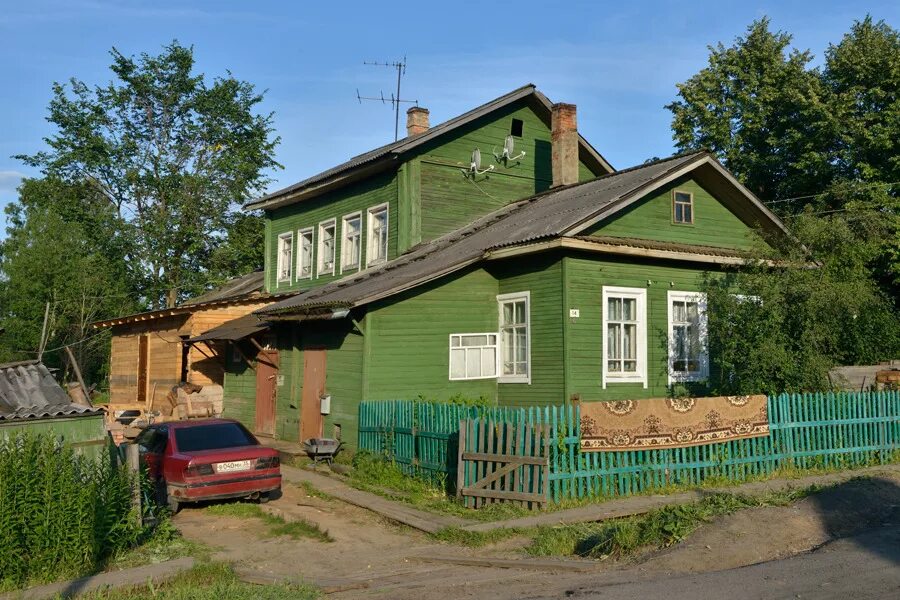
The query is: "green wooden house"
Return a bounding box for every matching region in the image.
[201,85,790,446]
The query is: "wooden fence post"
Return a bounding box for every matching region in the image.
[126,443,142,527]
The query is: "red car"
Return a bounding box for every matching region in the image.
[135,418,282,512]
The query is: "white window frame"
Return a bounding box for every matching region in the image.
[317,218,336,277]
[602,286,648,388]
[667,291,709,384]
[296,227,314,281]
[497,291,531,384]
[276,232,293,285]
[340,212,362,273]
[366,203,389,267]
[448,333,499,381]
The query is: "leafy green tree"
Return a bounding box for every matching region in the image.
[666,18,834,204]
[17,41,280,308]
[823,16,900,184]
[0,183,137,382]
[703,213,900,394]
[206,211,265,286]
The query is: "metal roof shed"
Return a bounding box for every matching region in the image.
[0,360,107,457]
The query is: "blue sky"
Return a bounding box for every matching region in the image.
[1,1,897,237]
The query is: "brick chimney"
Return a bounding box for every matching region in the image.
[406,106,430,136]
[551,103,578,187]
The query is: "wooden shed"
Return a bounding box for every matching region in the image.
[91,271,283,423]
[0,360,107,458]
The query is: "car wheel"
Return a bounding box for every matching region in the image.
[258,492,270,504]
[167,495,181,514]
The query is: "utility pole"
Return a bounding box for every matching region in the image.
[357,57,418,141]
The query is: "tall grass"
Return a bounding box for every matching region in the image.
[0,433,141,590]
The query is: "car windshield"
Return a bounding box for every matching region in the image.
[174,423,257,452]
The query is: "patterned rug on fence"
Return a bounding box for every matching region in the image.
[579,395,769,451]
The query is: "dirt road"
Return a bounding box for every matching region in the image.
[173,472,900,599]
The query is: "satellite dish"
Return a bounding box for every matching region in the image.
[461,147,494,178]
[504,135,515,157]
[493,135,526,163]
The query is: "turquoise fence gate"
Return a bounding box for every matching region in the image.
[359,391,900,504]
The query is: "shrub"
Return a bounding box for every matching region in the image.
[0,433,140,590]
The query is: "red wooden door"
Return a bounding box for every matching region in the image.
[301,349,326,442]
[255,349,279,436]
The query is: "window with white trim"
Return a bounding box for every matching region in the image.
[367,204,389,266]
[449,333,498,380]
[668,291,709,382]
[341,213,361,271]
[297,228,313,280]
[497,292,530,383]
[602,286,647,388]
[276,232,293,284]
[317,219,336,276]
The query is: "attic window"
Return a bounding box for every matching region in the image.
[673,190,693,224]
[510,118,524,138]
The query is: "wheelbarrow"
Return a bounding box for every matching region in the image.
[303,438,344,466]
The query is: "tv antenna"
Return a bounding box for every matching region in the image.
[357,57,418,141]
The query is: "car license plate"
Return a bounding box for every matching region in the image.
[215,460,252,474]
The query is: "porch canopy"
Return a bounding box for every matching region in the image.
[187,314,270,343]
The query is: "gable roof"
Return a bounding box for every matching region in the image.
[245,84,615,211]
[0,360,101,421]
[256,151,789,317]
[92,270,282,330]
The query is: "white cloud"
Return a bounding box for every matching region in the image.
[0,171,25,193]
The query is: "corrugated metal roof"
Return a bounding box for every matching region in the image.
[245,84,614,211]
[0,361,101,421]
[182,271,265,306]
[256,152,711,316]
[187,313,271,343]
[92,270,279,329]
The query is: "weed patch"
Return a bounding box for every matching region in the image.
[528,487,818,559]
[204,502,333,542]
[110,519,208,569]
[0,434,141,591]
[73,561,321,599]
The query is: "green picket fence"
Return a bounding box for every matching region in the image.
[357,400,527,484]
[358,391,900,503]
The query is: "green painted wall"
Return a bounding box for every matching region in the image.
[265,171,399,294]
[303,320,364,446]
[564,252,720,401]
[263,99,608,293]
[586,176,763,250]
[489,253,566,407]
[365,267,500,403]
[222,345,257,432]
[0,415,107,459]
[417,100,602,243]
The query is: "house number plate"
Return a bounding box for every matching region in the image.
[215,460,252,473]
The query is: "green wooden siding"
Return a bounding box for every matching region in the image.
[365,267,500,403]
[222,345,258,432]
[265,171,399,294]
[564,252,721,401]
[417,101,602,243]
[0,415,107,459]
[585,176,763,250]
[490,254,566,407]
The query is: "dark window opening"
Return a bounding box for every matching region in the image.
[510,118,524,137]
[180,336,190,382]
